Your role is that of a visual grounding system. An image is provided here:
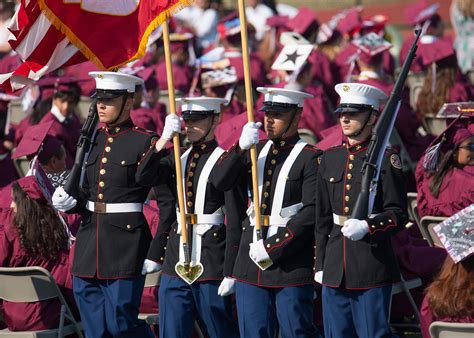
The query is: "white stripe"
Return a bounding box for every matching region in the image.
[15,13,52,60]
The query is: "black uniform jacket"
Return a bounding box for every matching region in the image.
[315,140,408,289]
[72,120,166,279]
[148,139,247,281]
[213,135,322,287]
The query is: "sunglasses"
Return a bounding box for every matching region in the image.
[459,143,474,151]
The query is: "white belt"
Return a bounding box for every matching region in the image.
[249,203,303,239]
[86,201,143,214]
[333,213,380,226]
[176,212,225,226]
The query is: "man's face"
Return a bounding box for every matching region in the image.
[53,97,76,117]
[44,146,67,174]
[184,116,215,143]
[97,95,132,125]
[264,110,296,139]
[339,110,372,137]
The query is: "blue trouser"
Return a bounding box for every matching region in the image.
[159,274,238,338]
[235,281,320,338]
[73,276,153,338]
[322,285,393,338]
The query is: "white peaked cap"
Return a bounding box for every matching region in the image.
[335,83,388,111]
[177,96,229,113]
[257,87,314,107]
[89,71,144,93]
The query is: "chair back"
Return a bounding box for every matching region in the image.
[420,216,447,248]
[0,267,59,302]
[144,271,161,288]
[407,192,421,225]
[429,321,474,338]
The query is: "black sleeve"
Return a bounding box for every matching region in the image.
[212,145,249,191]
[314,153,333,272]
[136,136,167,187]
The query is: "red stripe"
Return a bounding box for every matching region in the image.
[9,3,42,49]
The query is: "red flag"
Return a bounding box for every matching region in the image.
[0,0,86,92]
[38,0,192,69]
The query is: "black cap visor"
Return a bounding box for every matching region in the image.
[260,101,299,113]
[181,110,217,120]
[335,103,374,115]
[93,89,129,100]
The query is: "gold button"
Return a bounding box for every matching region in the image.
[280,141,286,147]
[356,145,361,150]
[347,173,352,179]
[100,169,106,175]
[262,204,267,209]
[346,184,351,190]
[194,153,200,159]
[160,257,164,261]
[126,224,132,230]
[267,170,272,175]
[166,236,169,240]
[272,149,278,155]
[98,193,104,200]
[201,144,206,150]
[271,159,276,165]
[164,246,166,250]
[349,154,355,160]
[265,181,271,187]
[348,163,354,169]
[190,162,196,168]
[115,127,120,133]
[187,181,192,187]
[102,157,108,163]
[275,238,280,243]
[105,146,111,152]
[99,181,105,187]
[263,192,269,198]
[380,222,384,226]
[108,137,114,143]
[344,207,350,213]
[187,201,193,207]
[388,219,392,223]
[345,196,350,202]
[371,225,376,229]
[189,172,194,177]
[313,267,316,271]
[142,153,146,157]
[329,177,335,182]
[285,233,289,237]
[187,191,193,197]
[266,244,271,248]
[242,227,246,231]
[213,232,218,237]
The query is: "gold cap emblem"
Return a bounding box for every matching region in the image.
[342,85,350,92]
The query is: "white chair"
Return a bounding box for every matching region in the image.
[429,321,474,338]
[407,192,421,227]
[0,266,83,337]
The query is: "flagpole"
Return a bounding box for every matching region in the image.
[162,20,190,272]
[237,0,262,240]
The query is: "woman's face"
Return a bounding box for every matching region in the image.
[456,137,474,166]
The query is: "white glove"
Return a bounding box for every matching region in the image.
[52,187,77,212]
[249,239,271,263]
[161,114,181,140]
[341,219,369,241]
[314,271,323,284]
[239,122,262,150]
[141,259,161,275]
[217,277,236,296]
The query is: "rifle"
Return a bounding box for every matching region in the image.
[351,29,422,220]
[63,99,99,199]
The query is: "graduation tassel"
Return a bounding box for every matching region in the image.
[422,134,445,171]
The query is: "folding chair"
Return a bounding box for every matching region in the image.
[389,273,422,330]
[421,115,446,136]
[138,271,205,338]
[419,216,447,248]
[429,321,474,338]
[0,266,83,337]
[406,192,421,227]
[12,157,31,178]
[406,71,426,111]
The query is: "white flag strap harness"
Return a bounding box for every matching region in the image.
[249,139,306,242]
[177,146,225,265]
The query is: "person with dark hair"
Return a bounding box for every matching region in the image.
[38,77,82,169]
[416,120,473,218]
[14,97,52,147]
[0,176,76,331]
[420,255,474,338]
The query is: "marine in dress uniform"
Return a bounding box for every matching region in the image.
[52,72,168,338]
[213,88,322,338]
[148,97,240,338]
[314,83,408,338]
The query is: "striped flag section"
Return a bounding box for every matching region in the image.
[0,0,86,92]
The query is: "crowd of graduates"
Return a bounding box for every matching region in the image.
[0,0,473,337]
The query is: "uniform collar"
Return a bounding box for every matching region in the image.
[104,119,134,135]
[50,104,66,123]
[271,133,300,149]
[345,137,370,154]
[192,139,218,154]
